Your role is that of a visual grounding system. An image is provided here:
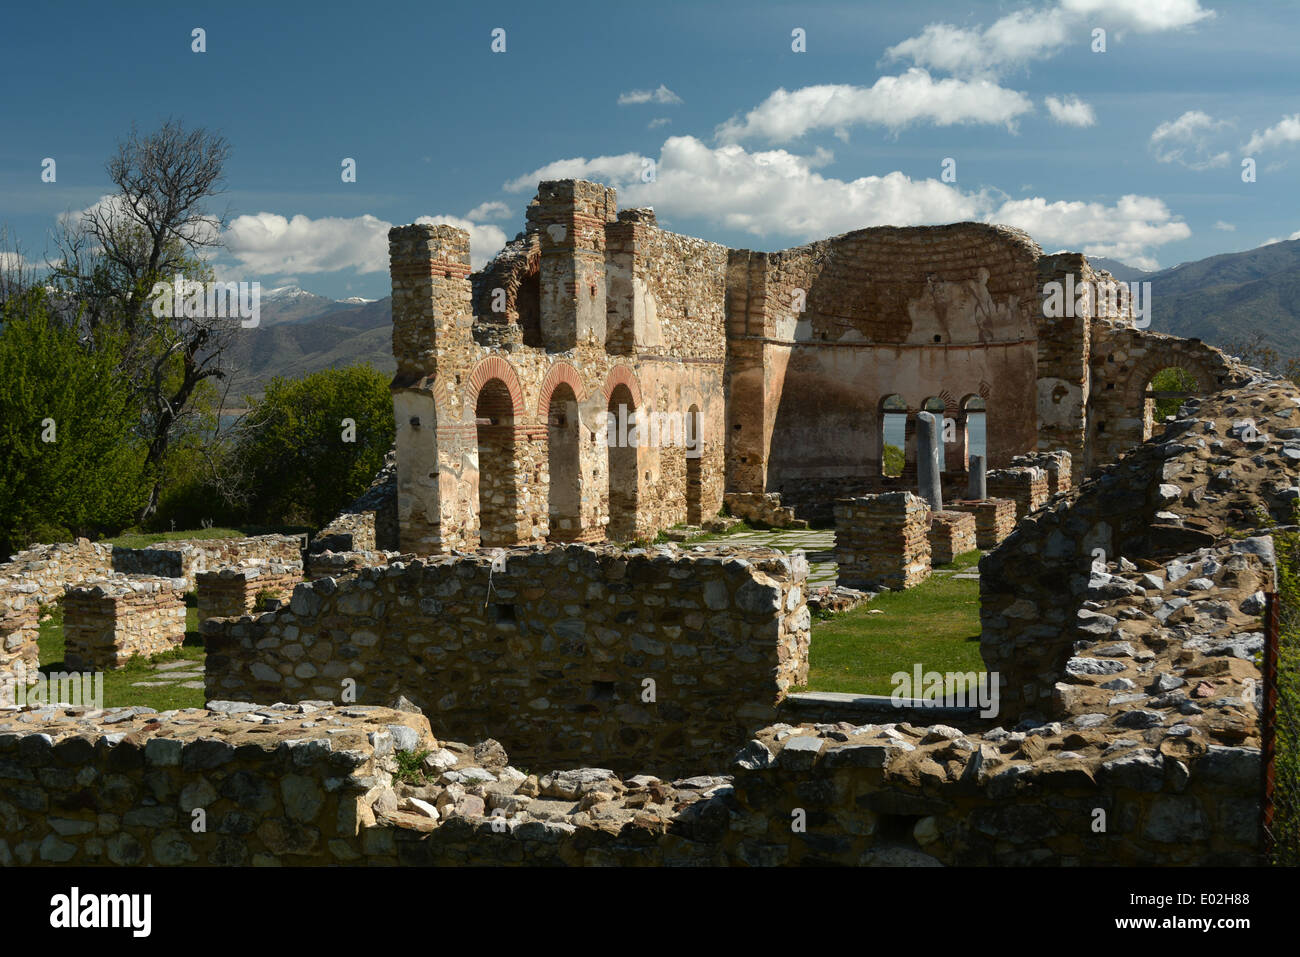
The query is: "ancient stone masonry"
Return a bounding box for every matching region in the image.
[63,576,187,671]
[982,376,1297,722]
[0,577,39,697]
[303,549,399,582]
[834,492,931,591]
[986,466,1049,520]
[927,511,978,566]
[0,533,305,607]
[383,179,1247,553]
[1011,450,1072,496]
[204,543,810,776]
[722,492,805,529]
[196,561,304,622]
[0,703,436,866]
[946,499,1017,550]
[0,700,1258,866]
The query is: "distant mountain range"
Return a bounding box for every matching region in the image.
[221,286,394,402]
[221,239,1300,401]
[1098,241,1300,358]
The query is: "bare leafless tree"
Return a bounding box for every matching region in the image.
[52,119,238,519]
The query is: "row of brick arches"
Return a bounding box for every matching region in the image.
[468,362,702,546]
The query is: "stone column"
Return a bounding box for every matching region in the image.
[916,412,943,511]
[968,454,987,500]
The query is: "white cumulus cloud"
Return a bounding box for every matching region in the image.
[1150,110,1232,168]
[504,136,1189,267]
[1244,114,1300,155]
[886,0,1213,76]
[1044,95,1097,127]
[223,211,506,276]
[715,70,1034,143]
[466,201,512,221]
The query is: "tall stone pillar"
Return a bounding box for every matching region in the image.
[967,454,987,500]
[388,223,474,554]
[917,412,943,512]
[527,179,617,351]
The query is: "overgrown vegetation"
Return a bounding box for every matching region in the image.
[1272,529,1300,864]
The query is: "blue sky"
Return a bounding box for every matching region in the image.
[2,0,1299,299]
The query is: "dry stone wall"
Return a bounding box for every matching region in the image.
[0,700,1258,866]
[982,376,1296,721]
[204,543,810,777]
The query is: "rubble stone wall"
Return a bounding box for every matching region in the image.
[981,377,1297,721]
[204,544,810,776]
[196,563,304,621]
[63,577,187,670]
[0,703,1259,867]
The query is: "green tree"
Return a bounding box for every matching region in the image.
[0,289,148,554]
[1148,366,1199,421]
[230,365,394,527]
[883,443,905,477]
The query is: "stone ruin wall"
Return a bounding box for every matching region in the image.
[196,562,304,621]
[982,377,1297,721]
[0,533,304,609]
[0,700,1259,867]
[204,544,810,777]
[1086,323,1255,472]
[725,223,1043,519]
[390,189,728,555]
[833,492,932,591]
[62,576,187,671]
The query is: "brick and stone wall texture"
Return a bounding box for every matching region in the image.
[981,376,1296,721]
[303,549,398,581]
[0,589,38,699]
[946,498,1016,549]
[725,223,1042,504]
[1011,449,1072,495]
[63,576,187,670]
[1086,323,1253,475]
[0,702,1258,866]
[0,533,304,606]
[204,543,810,777]
[723,492,802,528]
[928,510,977,565]
[196,563,303,621]
[986,466,1049,519]
[0,704,436,866]
[834,492,931,591]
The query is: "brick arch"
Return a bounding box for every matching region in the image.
[602,365,643,408]
[536,361,586,418]
[465,354,526,420]
[1121,345,1222,410]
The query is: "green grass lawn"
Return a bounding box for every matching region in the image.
[804,550,985,696]
[36,604,208,711]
